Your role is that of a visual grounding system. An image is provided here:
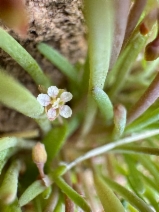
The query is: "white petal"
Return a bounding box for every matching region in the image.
[37,94,51,106]
[59,105,72,118]
[47,86,59,98]
[47,108,57,121]
[60,92,73,102]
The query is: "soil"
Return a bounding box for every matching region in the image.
[0,0,87,133]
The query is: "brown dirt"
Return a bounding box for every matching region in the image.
[0,0,87,133]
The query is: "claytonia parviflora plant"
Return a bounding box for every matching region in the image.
[1,0,159,212]
[37,86,73,121]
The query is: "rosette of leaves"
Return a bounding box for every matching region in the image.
[0,0,159,211]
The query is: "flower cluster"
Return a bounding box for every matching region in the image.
[37,86,73,121]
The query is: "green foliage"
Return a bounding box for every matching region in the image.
[94,174,125,212]
[0,161,21,204]
[102,176,154,212]
[19,180,46,207]
[92,87,113,122]
[43,124,68,166]
[0,71,44,119]
[0,70,51,132]
[52,176,91,212]
[0,0,159,211]
[37,43,78,83]
[0,28,50,87]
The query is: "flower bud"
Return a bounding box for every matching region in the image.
[139,8,158,35]
[144,34,159,61]
[32,142,47,178]
[32,142,47,165]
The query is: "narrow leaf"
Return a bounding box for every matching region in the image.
[53,176,91,212]
[0,148,13,174]
[2,199,22,212]
[126,106,159,134]
[37,43,78,83]
[0,137,18,151]
[0,160,21,204]
[0,71,43,119]
[43,125,68,166]
[0,28,50,87]
[113,145,159,156]
[0,70,51,132]
[103,176,154,212]
[108,29,148,99]
[144,186,159,211]
[84,0,114,89]
[92,87,113,121]
[94,174,125,212]
[54,194,64,212]
[124,155,145,194]
[81,0,114,136]
[136,155,159,185]
[19,180,46,207]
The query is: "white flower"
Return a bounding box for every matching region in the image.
[37,86,73,121]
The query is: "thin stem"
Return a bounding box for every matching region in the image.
[66,129,159,170]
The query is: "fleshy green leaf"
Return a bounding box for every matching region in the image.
[0,28,50,87]
[0,70,51,132]
[37,43,78,83]
[103,176,154,212]
[0,137,18,151]
[81,0,114,137]
[108,28,149,99]
[84,0,114,89]
[124,155,145,194]
[113,145,159,156]
[136,155,159,185]
[0,160,21,204]
[43,125,68,166]
[0,71,43,118]
[0,148,15,174]
[1,199,22,212]
[94,174,125,212]
[19,180,46,207]
[126,107,159,134]
[92,87,113,121]
[54,193,64,212]
[52,176,91,212]
[144,186,159,211]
